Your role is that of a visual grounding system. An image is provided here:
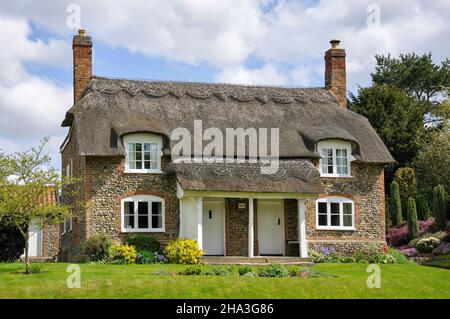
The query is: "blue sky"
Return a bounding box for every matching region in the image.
[0,0,448,169]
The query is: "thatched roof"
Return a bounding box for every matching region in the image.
[165,159,322,193]
[62,76,394,164]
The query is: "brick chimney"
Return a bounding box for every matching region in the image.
[73,29,92,103]
[324,39,346,108]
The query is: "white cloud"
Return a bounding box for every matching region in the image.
[0,15,72,167]
[215,64,287,85]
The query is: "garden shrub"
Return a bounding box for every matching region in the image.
[388,218,435,247]
[415,237,440,253]
[28,263,44,274]
[407,198,419,240]
[432,243,450,256]
[108,244,137,264]
[258,264,289,278]
[0,223,25,262]
[394,167,417,204]
[124,235,161,253]
[238,266,253,276]
[204,266,232,276]
[392,247,416,260]
[178,266,202,276]
[136,250,156,264]
[286,265,301,277]
[390,181,402,225]
[417,193,431,221]
[434,185,447,230]
[82,233,112,262]
[298,268,337,278]
[165,238,204,264]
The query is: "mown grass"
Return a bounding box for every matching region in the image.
[0,262,449,299]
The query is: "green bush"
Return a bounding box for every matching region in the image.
[416,193,431,220]
[124,235,161,252]
[165,238,204,264]
[407,197,419,240]
[204,266,232,276]
[387,248,412,264]
[395,167,418,203]
[390,181,403,225]
[434,185,447,230]
[178,266,202,276]
[82,233,112,262]
[108,244,137,264]
[136,250,156,264]
[258,264,289,278]
[286,265,301,277]
[0,223,26,262]
[28,263,44,274]
[238,266,253,276]
[416,237,440,253]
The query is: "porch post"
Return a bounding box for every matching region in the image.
[197,197,203,250]
[298,199,308,258]
[248,198,254,257]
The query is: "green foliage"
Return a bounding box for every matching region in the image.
[258,264,289,278]
[395,168,418,203]
[0,138,81,273]
[286,265,301,277]
[124,235,161,253]
[135,250,156,264]
[407,198,419,240]
[108,244,137,264]
[164,238,204,264]
[204,266,232,276]
[27,263,44,274]
[390,181,403,225]
[83,233,112,262]
[0,223,25,262]
[178,266,202,276]
[385,199,391,234]
[416,193,431,220]
[433,185,448,230]
[416,237,440,253]
[238,266,253,276]
[387,248,412,264]
[414,130,450,195]
[349,85,425,179]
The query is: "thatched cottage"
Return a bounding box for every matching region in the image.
[59,30,394,261]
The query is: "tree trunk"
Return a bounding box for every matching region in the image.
[24,235,30,274]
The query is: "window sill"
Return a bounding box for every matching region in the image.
[319,174,353,178]
[316,227,355,231]
[124,170,163,174]
[121,228,165,233]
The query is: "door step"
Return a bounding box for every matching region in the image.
[200,256,313,266]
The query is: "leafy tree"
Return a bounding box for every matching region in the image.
[433,185,447,230]
[0,138,79,273]
[0,223,25,262]
[371,53,449,126]
[394,167,418,204]
[349,85,425,181]
[390,181,402,226]
[414,129,450,194]
[407,198,418,240]
[416,193,431,221]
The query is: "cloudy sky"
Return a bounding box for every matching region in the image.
[0,0,449,169]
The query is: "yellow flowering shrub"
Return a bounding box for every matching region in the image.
[164,238,204,264]
[108,244,137,264]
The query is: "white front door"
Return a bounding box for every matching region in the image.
[258,200,284,255]
[202,200,225,255]
[28,222,42,257]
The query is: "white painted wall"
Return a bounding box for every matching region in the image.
[179,197,198,239]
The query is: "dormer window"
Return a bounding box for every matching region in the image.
[317,140,352,177]
[123,133,163,173]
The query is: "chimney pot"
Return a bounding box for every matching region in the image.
[78,29,86,36]
[330,38,340,48]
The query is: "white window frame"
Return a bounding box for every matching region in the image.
[316,196,355,230]
[121,195,165,233]
[123,133,163,173]
[317,140,353,177]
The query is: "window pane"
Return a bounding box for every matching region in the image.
[343,215,352,227]
[343,203,352,215]
[124,215,134,229]
[150,161,157,169]
[152,215,162,228]
[144,152,150,160]
[138,215,149,228]
[330,203,340,226]
[129,143,136,152]
[144,161,150,169]
[144,143,151,152]
[150,151,157,161]
[318,202,327,214]
[129,151,136,161]
[138,202,148,215]
[124,202,134,214]
[135,161,142,169]
[129,161,136,169]
[150,144,157,152]
[152,202,162,215]
[136,151,142,161]
[135,143,142,152]
[331,215,340,226]
[318,214,327,226]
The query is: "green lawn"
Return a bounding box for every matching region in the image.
[425,255,450,270]
[0,262,449,299]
